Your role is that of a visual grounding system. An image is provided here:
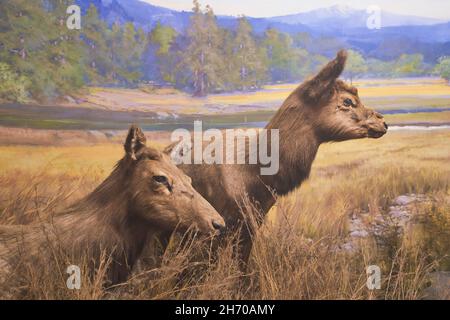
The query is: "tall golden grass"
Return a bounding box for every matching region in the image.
[0,130,449,299]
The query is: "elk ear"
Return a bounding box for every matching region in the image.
[301,49,347,103]
[163,141,178,155]
[124,125,147,160]
[164,140,191,165]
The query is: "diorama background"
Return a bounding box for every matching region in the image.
[0,0,448,299]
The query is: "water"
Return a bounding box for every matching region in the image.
[1,103,449,131]
[380,107,450,115]
[226,122,450,131]
[388,125,450,131]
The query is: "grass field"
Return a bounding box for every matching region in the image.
[1,78,449,132]
[0,77,449,299]
[81,78,450,113]
[0,129,448,299]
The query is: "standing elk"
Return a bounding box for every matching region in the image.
[165,50,388,268]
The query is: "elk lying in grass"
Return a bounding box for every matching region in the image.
[166,50,388,267]
[0,126,225,286]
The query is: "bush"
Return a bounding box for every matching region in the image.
[0,63,28,103]
[435,57,450,84]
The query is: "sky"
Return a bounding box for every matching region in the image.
[141,0,450,20]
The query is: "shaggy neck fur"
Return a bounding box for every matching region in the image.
[61,158,155,282]
[1,158,154,285]
[259,92,320,198]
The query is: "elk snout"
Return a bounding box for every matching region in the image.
[194,194,226,235]
[366,110,388,138]
[212,220,226,233]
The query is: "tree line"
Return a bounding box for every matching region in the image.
[1,0,450,103]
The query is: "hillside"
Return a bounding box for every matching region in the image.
[74,0,450,62]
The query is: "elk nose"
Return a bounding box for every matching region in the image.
[384,122,388,130]
[212,220,226,232]
[374,111,384,119]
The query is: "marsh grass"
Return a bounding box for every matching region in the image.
[0,130,449,299]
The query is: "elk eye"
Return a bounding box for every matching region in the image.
[153,175,168,184]
[153,175,172,192]
[343,98,355,107]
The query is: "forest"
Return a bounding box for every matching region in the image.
[1,0,450,102]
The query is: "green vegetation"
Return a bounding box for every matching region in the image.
[367,54,429,78]
[0,130,448,299]
[344,50,368,82]
[229,17,267,90]
[435,57,450,84]
[181,1,224,96]
[0,0,447,102]
[0,0,84,100]
[0,63,28,103]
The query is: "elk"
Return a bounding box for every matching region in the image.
[0,126,225,285]
[166,50,388,267]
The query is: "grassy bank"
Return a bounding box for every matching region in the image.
[0,129,448,299]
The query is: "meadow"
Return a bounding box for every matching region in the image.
[1,78,449,132]
[0,77,449,299]
[0,128,448,299]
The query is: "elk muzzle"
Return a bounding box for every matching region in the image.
[366,110,388,138]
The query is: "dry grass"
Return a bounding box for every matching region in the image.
[384,111,450,124]
[60,78,450,116]
[0,130,449,299]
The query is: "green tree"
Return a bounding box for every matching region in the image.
[230,17,267,90]
[44,0,85,96]
[434,57,450,84]
[148,22,178,83]
[0,0,84,100]
[0,62,28,102]
[263,29,299,82]
[150,22,177,56]
[117,23,146,84]
[394,54,425,76]
[183,0,224,96]
[82,4,113,84]
[344,50,368,83]
[367,58,394,77]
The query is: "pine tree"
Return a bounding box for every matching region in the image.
[183,0,223,96]
[232,16,267,90]
[45,0,85,96]
[0,0,84,100]
[148,22,178,83]
[120,23,147,84]
[344,50,368,83]
[263,28,298,82]
[82,4,112,84]
[0,1,51,99]
[435,57,450,85]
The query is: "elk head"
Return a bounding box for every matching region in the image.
[296,50,388,142]
[123,125,225,235]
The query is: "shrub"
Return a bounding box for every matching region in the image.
[0,63,28,103]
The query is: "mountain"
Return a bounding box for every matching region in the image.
[76,1,447,35]
[342,22,450,62]
[76,0,191,31]
[75,0,312,33]
[269,4,444,31]
[75,1,450,62]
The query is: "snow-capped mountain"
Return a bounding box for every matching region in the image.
[268,4,444,30]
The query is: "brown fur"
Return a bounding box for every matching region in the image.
[165,50,388,267]
[0,125,225,285]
